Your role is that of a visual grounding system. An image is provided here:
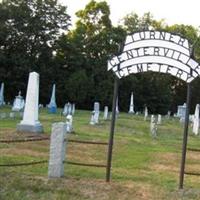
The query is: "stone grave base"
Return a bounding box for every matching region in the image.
[17,123,43,133]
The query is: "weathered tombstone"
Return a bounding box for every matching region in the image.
[66,114,73,133]
[63,102,72,116]
[103,106,109,120]
[17,72,43,133]
[144,106,148,121]
[9,112,15,119]
[0,82,5,106]
[48,84,57,113]
[192,104,200,135]
[48,122,67,178]
[179,103,186,123]
[128,92,135,114]
[157,114,162,125]
[167,111,171,119]
[150,115,157,138]
[93,102,100,124]
[0,113,6,119]
[12,91,25,111]
[72,103,75,115]
[90,111,95,125]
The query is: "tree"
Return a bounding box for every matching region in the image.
[0,0,70,103]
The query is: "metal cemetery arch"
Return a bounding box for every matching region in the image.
[106,31,200,189]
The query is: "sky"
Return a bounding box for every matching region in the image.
[59,0,200,28]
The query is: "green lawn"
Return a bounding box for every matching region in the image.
[1,106,200,200]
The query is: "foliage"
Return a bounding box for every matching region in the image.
[1,0,200,113]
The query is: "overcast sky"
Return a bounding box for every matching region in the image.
[59,0,200,28]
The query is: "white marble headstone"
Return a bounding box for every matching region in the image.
[193,104,200,135]
[128,92,135,114]
[103,106,108,120]
[144,106,148,121]
[17,72,43,133]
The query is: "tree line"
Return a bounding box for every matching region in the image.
[1,0,200,114]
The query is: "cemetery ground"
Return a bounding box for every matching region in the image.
[1,107,200,199]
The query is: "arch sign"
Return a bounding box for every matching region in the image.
[108,31,200,83]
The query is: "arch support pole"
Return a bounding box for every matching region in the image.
[106,77,119,182]
[179,83,191,189]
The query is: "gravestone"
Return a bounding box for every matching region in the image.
[0,82,5,106]
[9,112,15,119]
[157,114,162,125]
[103,106,109,120]
[192,104,200,135]
[48,122,67,178]
[167,111,171,119]
[128,92,135,114]
[144,106,148,121]
[12,91,25,111]
[66,114,73,133]
[48,84,57,113]
[93,102,100,124]
[17,72,43,133]
[72,103,75,115]
[90,111,95,125]
[116,97,119,114]
[150,115,157,138]
[63,102,72,116]
[0,113,6,119]
[179,103,186,123]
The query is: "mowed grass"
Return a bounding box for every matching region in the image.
[1,106,200,199]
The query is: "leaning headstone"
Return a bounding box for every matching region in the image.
[12,91,25,111]
[157,114,162,125]
[128,92,135,114]
[144,106,148,121]
[17,72,43,133]
[103,106,109,120]
[93,102,100,124]
[48,84,57,113]
[48,122,67,178]
[66,114,73,133]
[0,82,5,106]
[193,104,200,135]
[150,115,157,138]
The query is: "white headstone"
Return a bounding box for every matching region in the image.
[116,97,119,114]
[72,103,75,115]
[128,92,135,114]
[157,114,162,125]
[0,82,5,106]
[144,106,148,121]
[12,91,25,111]
[17,72,43,133]
[192,104,200,135]
[63,102,72,116]
[48,84,57,113]
[66,114,73,133]
[90,111,96,125]
[48,122,67,178]
[103,106,108,120]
